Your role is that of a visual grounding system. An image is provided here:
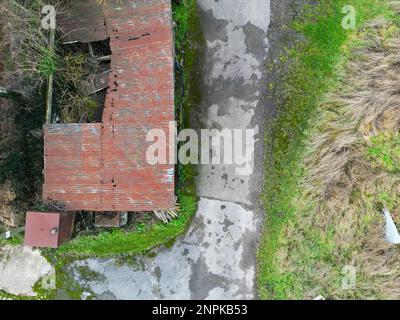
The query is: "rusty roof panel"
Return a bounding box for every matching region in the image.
[43,123,103,210]
[44,124,102,156]
[43,0,175,212]
[58,0,107,43]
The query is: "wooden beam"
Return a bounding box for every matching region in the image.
[98,55,111,62]
[45,28,56,124]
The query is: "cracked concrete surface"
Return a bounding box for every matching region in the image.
[0,245,54,296]
[70,199,257,299]
[70,0,270,300]
[196,0,268,206]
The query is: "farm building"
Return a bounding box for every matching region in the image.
[42,0,176,212]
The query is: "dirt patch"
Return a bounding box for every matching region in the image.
[0,96,27,228]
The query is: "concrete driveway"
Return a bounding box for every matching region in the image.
[68,0,270,300]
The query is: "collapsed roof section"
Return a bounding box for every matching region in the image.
[43,0,175,212]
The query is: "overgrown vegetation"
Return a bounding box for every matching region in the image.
[54,198,196,258]
[258,0,400,299]
[0,68,44,230]
[1,0,101,125]
[173,0,202,199]
[55,51,99,123]
[0,0,65,229]
[1,0,63,84]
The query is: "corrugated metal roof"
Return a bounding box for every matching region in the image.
[59,0,107,44]
[43,0,175,212]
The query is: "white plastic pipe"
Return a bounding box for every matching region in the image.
[383,209,400,245]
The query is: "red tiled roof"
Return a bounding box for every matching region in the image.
[43,0,175,212]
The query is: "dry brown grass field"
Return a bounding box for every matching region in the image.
[277,5,400,299]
